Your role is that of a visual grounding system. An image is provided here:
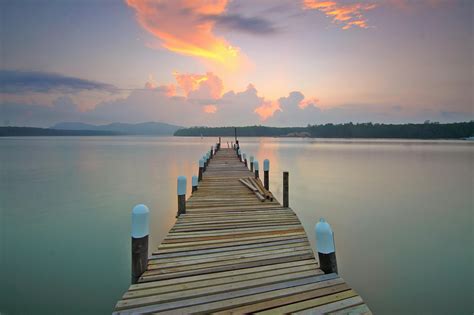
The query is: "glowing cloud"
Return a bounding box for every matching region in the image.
[299,97,319,109]
[126,0,240,65]
[203,105,217,113]
[254,100,281,121]
[303,0,377,29]
[174,72,223,99]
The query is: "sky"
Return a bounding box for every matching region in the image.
[1,0,472,127]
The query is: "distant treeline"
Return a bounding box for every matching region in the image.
[0,127,119,137]
[174,121,474,139]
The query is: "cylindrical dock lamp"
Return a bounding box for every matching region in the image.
[177,176,186,216]
[131,204,149,284]
[263,159,270,190]
[315,218,338,274]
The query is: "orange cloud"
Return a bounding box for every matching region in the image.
[203,105,217,113]
[254,100,281,121]
[303,0,377,30]
[126,0,240,66]
[299,97,319,109]
[173,72,223,99]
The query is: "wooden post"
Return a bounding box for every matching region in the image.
[263,159,270,190]
[249,156,254,172]
[131,204,149,284]
[254,160,259,179]
[234,127,237,143]
[210,146,214,158]
[177,176,186,216]
[283,171,289,207]
[242,153,247,167]
[198,159,204,181]
[192,175,198,193]
[203,155,208,170]
[315,219,338,274]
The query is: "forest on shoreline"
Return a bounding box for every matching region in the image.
[174,121,474,139]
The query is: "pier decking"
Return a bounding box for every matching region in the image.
[114,148,370,314]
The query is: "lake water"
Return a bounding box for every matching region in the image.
[0,137,472,314]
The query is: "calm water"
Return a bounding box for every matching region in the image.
[0,137,472,314]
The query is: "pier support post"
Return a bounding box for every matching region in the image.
[177,176,186,216]
[203,155,208,170]
[283,171,289,207]
[243,153,247,167]
[263,159,270,190]
[254,160,259,179]
[315,219,338,274]
[250,156,254,172]
[198,159,204,181]
[210,146,214,158]
[192,175,198,193]
[131,204,149,284]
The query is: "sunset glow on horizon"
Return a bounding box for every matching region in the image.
[1,0,472,127]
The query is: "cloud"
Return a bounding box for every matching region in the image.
[0,70,116,93]
[267,91,321,126]
[145,75,176,97]
[3,71,471,127]
[303,0,377,30]
[255,100,281,121]
[0,96,87,127]
[126,0,241,65]
[174,72,223,99]
[205,14,278,35]
[203,105,217,113]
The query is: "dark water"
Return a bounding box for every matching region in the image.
[0,137,472,314]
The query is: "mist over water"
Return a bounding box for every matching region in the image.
[1,137,472,314]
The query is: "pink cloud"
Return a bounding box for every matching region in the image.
[254,99,281,121]
[299,97,319,109]
[203,104,217,113]
[173,72,223,99]
[303,0,377,30]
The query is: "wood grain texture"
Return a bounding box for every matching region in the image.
[113,148,369,314]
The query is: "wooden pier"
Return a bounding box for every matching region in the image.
[114,147,370,314]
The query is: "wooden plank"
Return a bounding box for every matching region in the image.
[214,283,351,314]
[124,265,323,299]
[140,253,315,282]
[117,269,323,309]
[130,260,317,291]
[114,274,339,313]
[153,278,346,315]
[293,296,364,315]
[255,289,358,314]
[328,303,372,315]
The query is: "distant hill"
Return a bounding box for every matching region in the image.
[174,121,474,139]
[0,127,117,137]
[52,121,182,135]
